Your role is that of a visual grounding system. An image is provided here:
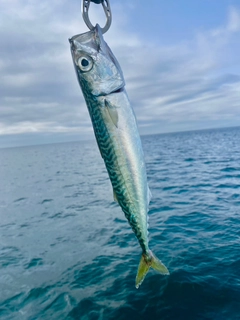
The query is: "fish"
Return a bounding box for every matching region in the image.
[69,24,169,288]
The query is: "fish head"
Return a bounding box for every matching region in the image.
[69,24,125,96]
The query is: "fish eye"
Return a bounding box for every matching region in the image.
[77,56,93,72]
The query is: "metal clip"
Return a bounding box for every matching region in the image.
[82,0,112,34]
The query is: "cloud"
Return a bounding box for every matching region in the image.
[227,6,240,31]
[113,6,240,134]
[0,1,240,146]
[0,0,88,136]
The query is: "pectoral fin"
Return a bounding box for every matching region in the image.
[104,99,118,128]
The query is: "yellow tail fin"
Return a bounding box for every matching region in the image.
[135,250,169,289]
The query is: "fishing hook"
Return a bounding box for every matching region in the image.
[82,0,112,34]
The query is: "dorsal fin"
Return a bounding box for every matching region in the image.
[113,189,119,203]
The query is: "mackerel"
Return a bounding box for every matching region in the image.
[69,24,169,288]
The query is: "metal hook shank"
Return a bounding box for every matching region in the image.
[82,0,112,34]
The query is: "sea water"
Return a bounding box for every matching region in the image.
[0,127,240,319]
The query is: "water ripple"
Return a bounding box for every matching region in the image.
[0,128,240,319]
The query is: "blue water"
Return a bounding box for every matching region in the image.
[0,127,240,320]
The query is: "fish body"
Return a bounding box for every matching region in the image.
[69,25,169,288]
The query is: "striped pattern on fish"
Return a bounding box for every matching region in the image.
[69,24,169,288]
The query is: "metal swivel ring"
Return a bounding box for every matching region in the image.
[82,0,112,34]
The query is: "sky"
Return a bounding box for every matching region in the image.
[1,0,240,148]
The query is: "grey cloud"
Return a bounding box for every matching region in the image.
[0,1,240,147]
[0,2,87,136]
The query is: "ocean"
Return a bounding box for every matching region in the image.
[0,126,240,320]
